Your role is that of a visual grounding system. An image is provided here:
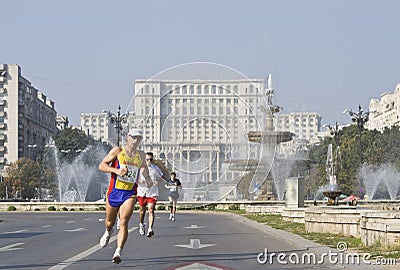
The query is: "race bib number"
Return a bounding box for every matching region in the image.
[169,185,177,192]
[115,164,139,190]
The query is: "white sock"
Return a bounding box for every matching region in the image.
[114,247,122,256]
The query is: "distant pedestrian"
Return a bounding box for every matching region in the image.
[98,129,153,264]
[165,172,182,221]
[137,152,164,237]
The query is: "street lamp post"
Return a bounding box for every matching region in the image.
[343,105,369,165]
[343,105,369,196]
[103,105,127,146]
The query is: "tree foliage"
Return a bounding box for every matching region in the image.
[309,125,400,198]
[3,158,40,199]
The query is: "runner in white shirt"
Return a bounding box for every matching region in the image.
[137,152,164,237]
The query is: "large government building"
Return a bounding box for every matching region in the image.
[81,77,322,200]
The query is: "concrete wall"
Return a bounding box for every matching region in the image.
[361,210,400,247]
[305,206,361,237]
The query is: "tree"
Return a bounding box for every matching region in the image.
[4,158,41,199]
[308,124,400,198]
[52,127,96,162]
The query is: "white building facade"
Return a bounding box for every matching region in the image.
[127,79,271,200]
[0,64,57,176]
[366,83,400,132]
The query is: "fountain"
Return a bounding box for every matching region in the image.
[44,139,109,202]
[247,74,294,199]
[361,163,400,200]
[322,143,342,205]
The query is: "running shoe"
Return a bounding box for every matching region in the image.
[112,254,121,264]
[169,214,173,220]
[139,223,145,235]
[171,216,175,221]
[99,228,114,247]
[146,229,154,237]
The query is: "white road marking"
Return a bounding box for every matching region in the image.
[174,262,227,270]
[42,225,51,228]
[2,229,27,234]
[66,221,75,223]
[0,243,25,252]
[175,239,217,249]
[184,224,206,229]
[48,227,137,270]
[63,227,87,232]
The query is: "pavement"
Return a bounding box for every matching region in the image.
[222,211,399,270]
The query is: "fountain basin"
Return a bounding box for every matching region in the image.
[322,190,342,206]
[248,131,294,144]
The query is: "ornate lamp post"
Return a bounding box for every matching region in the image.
[103,105,127,146]
[343,105,369,165]
[343,105,369,197]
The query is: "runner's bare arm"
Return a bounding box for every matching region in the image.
[98,147,127,177]
[139,151,153,188]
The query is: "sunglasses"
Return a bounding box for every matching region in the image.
[146,158,153,161]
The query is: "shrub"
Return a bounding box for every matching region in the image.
[98,206,106,211]
[206,204,216,210]
[157,205,166,210]
[7,206,17,211]
[48,206,57,211]
[34,208,41,211]
[61,207,68,211]
[70,208,75,211]
[228,204,240,211]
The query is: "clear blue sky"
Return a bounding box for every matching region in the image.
[2,0,399,127]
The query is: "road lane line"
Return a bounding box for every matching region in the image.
[2,229,27,234]
[0,243,25,252]
[48,227,137,270]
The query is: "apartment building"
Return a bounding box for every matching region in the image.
[0,64,57,176]
[367,83,400,132]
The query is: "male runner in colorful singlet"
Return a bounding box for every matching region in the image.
[98,128,152,264]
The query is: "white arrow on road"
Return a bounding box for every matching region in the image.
[184,224,207,229]
[175,239,217,249]
[64,227,87,232]
[0,243,24,252]
[174,262,230,270]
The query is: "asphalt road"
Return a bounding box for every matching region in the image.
[0,211,381,270]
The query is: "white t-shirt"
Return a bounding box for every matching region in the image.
[137,164,163,197]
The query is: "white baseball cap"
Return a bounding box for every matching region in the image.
[128,128,143,138]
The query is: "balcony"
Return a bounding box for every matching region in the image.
[0,99,6,106]
[0,123,6,129]
[0,146,5,152]
[0,88,6,94]
[0,134,5,141]
[0,157,6,164]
